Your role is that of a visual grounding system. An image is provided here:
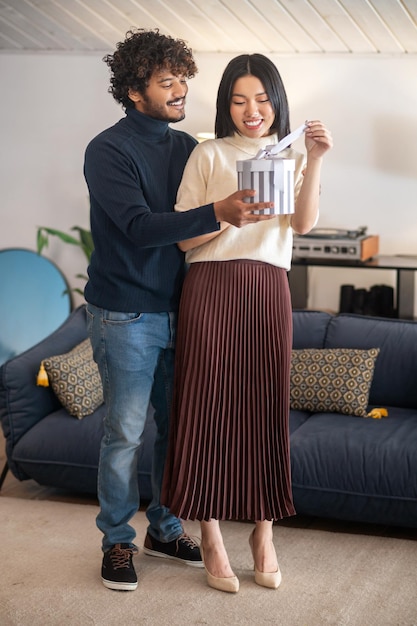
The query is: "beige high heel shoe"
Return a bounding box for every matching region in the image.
[249,530,282,589]
[201,545,239,593]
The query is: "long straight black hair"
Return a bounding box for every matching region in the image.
[215,53,291,140]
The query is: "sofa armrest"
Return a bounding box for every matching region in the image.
[0,305,89,470]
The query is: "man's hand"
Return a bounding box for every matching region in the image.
[213,190,276,228]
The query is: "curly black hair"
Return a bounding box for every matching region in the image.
[103,28,198,109]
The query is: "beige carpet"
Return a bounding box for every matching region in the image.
[1,496,416,626]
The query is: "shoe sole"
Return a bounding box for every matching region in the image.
[102,577,138,591]
[142,547,204,568]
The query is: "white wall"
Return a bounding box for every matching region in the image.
[1,51,417,311]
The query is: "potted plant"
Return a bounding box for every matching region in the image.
[36,225,94,296]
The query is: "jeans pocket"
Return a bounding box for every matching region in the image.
[103,310,143,325]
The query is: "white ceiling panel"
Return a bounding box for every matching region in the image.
[0,0,416,54]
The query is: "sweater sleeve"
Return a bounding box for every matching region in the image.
[175,139,236,213]
[175,145,212,212]
[84,135,219,249]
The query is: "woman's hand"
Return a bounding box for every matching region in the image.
[304,120,333,160]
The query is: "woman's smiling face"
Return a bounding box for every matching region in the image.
[230,74,275,138]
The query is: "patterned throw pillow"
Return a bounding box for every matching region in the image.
[42,339,103,419]
[290,348,380,417]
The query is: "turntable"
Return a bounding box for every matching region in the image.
[293,227,379,261]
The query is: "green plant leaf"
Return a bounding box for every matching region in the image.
[37,227,83,247]
[36,229,49,255]
[71,226,94,261]
[36,223,94,297]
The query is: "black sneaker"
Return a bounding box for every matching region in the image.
[101,543,138,591]
[143,532,204,568]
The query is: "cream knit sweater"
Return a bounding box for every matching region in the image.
[175,132,306,270]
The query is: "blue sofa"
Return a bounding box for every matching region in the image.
[1,305,417,528]
[0,305,156,500]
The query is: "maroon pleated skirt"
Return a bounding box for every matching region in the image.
[162,260,296,522]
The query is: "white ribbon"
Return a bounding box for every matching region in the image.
[255,121,308,160]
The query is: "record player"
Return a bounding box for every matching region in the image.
[292,227,379,261]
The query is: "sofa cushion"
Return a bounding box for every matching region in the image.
[292,310,332,349]
[42,339,103,419]
[289,409,312,434]
[10,404,156,498]
[290,407,417,527]
[324,314,417,409]
[290,347,379,417]
[0,305,89,480]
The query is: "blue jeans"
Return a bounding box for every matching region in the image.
[86,304,183,552]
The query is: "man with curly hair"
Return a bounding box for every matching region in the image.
[84,28,274,591]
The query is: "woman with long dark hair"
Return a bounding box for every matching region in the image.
[162,53,333,593]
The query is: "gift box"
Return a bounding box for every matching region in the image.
[236,157,295,215]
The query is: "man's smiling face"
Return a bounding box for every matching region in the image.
[128,68,189,123]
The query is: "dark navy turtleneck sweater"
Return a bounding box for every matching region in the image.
[83,108,217,312]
